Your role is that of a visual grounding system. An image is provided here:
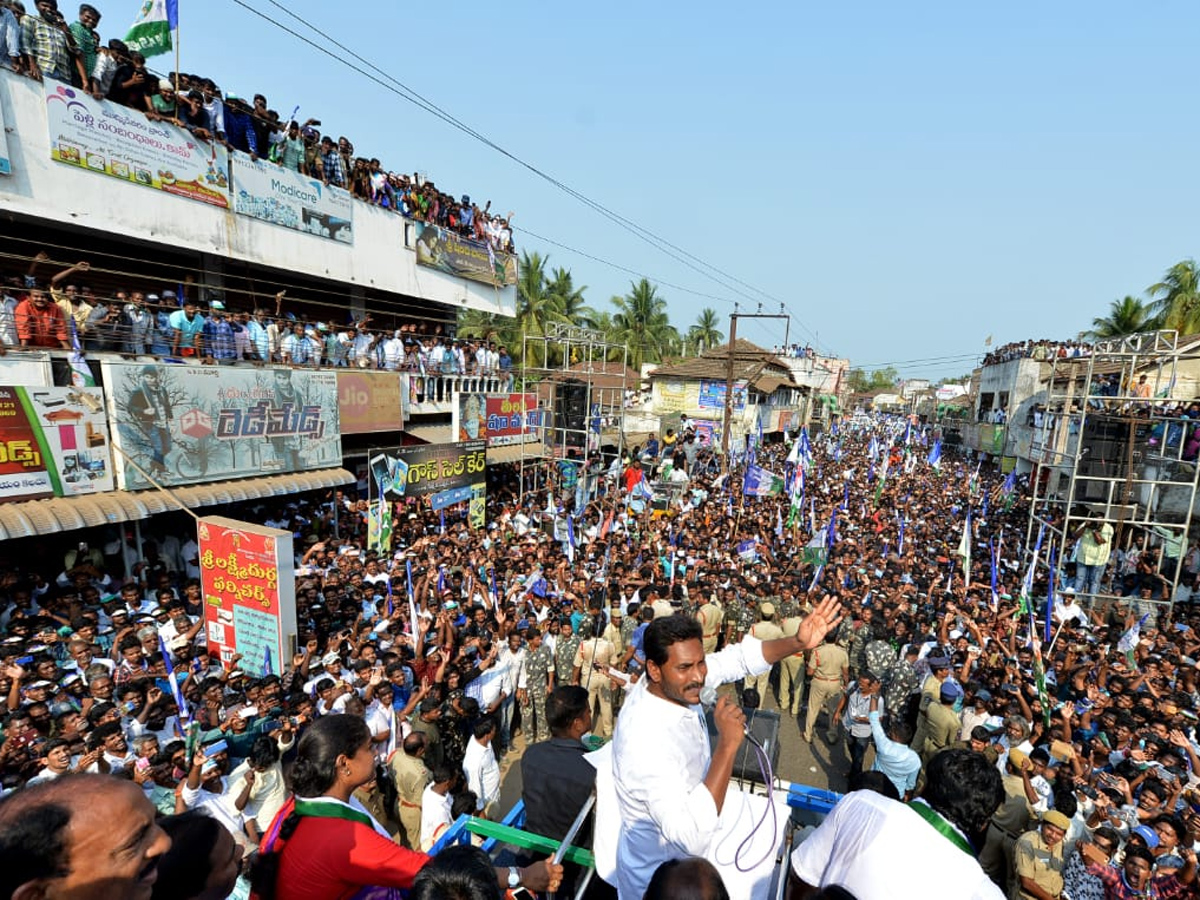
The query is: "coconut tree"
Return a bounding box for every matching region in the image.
[1148,260,1200,332]
[513,251,568,366]
[1086,296,1158,339]
[686,307,724,354]
[611,279,680,372]
[545,267,597,328]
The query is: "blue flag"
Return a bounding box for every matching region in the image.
[159,634,190,723]
[263,645,273,677]
[1044,545,1056,645]
[927,439,942,469]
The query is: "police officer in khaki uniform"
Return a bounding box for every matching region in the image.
[698,594,724,654]
[388,732,431,849]
[1011,810,1068,900]
[909,655,952,755]
[778,609,808,715]
[573,619,617,739]
[804,636,848,743]
[980,748,1036,891]
[922,681,964,764]
[745,602,785,704]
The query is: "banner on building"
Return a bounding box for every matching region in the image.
[367,440,486,499]
[104,363,341,489]
[0,386,114,501]
[413,222,517,287]
[337,371,403,435]
[45,79,230,207]
[0,352,53,387]
[656,380,688,413]
[454,393,543,446]
[198,517,296,677]
[698,379,747,411]
[0,79,10,176]
[232,154,353,243]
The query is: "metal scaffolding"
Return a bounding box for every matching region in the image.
[517,322,631,502]
[1025,330,1199,614]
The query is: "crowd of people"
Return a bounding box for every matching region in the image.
[1,409,1200,899]
[4,253,517,390]
[3,0,517,253]
[983,339,1096,367]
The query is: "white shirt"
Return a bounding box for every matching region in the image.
[181,777,244,839]
[365,699,396,761]
[611,635,770,900]
[420,784,454,851]
[465,665,507,712]
[228,760,288,828]
[790,791,1004,900]
[462,736,500,811]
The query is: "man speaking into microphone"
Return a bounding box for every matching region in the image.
[610,595,843,900]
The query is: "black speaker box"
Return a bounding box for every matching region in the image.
[705,706,781,786]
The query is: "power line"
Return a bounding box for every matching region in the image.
[226,0,832,354]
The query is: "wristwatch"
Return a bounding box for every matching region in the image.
[508,867,521,888]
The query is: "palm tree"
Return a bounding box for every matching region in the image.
[1086,296,1157,339]
[545,267,597,328]
[1148,260,1200,332]
[686,307,724,354]
[611,279,680,372]
[514,251,568,366]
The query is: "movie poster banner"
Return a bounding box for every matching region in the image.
[0,386,114,501]
[368,440,486,499]
[45,80,230,207]
[337,371,403,435]
[454,393,543,445]
[698,379,747,411]
[198,517,296,677]
[232,154,353,243]
[413,221,517,286]
[103,363,341,490]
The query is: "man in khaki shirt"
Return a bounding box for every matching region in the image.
[804,637,848,743]
[745,603,785,705]
[1012,811,1068,900]
[698,595,724,654]
[909,655,952,755]
[388,732,432,849]
[573,621,617,739]
[980,748,1036,891]
[779,609,808,715]
[922,681,964,764]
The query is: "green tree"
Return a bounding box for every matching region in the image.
[1148,260,1200,332]
[686,307,724,354]
[1086,295,1158,339]
[545,267,596,328]
[514,251,568,366]
[611,279,680,372]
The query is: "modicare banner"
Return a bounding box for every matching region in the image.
[0,386,114,501]
[413,222,517,287]
[45,79,230,207]
[103,363,341,489]
[232,154,353,244]
[198,517,296,677]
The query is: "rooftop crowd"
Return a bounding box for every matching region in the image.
[1,0,517,253]
[0,407,1199,898]
[983,340,1096,368]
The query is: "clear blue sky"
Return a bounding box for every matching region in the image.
[102,1,1200,379]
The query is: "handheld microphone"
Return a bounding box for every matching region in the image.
[699,685,753,739]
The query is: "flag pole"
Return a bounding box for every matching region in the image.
[172,1,180,96]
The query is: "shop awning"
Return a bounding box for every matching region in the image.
[403,424,453,444]
[0,468,356,539]
[486,443,545,464]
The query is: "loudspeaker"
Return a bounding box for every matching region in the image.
[555,379,588,448]
[705,707,781,786]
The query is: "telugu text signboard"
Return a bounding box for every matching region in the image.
[104,363,341,490]
[368,440,486,499]
[337,371,403,435]
[232,154,353,244]
[413,222,517,287]
[46,80,230,207]
[199,517,296,677]
[454,393,543,446]
[0,386,114,502]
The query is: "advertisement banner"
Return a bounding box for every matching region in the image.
[45,79,230,207]
[413,221,517,287]
[368,440,486,499]
[0,79,9,176]
[0,386,114,502]
[656,380,688,413]
[104,363,341,489]
[0,352,53,387]
[232,154,353,243]
[455,393,543,445]
[991,425,1007,456]
[698,379,747,411]
[198,517,296,677]
[337,371,403,435]
[691,419,718,447]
